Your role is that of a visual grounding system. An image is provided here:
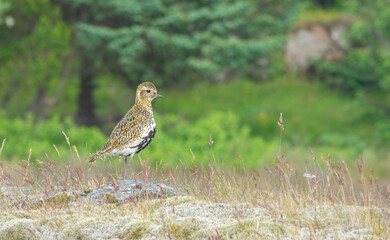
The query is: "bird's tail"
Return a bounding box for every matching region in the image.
[88,154,100,163]
[88,143,113,163]
[88,148,111,163]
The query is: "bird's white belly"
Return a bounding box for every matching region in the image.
[110,148,137,156]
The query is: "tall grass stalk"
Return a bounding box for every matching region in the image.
[278,112,285,156]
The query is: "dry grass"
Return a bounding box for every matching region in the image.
[0,134,389,239]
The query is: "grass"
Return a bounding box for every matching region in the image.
[2,76,388,174]
[153,77,389,172]
[0,133,389,239]
[93,75,374,144]
[157,77,373,143]
[1,76,389,238]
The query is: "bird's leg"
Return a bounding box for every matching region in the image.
[124,156,128,180]
[129,154,135,180]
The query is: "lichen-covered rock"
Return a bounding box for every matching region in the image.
[0,180,177,209]
[285,24,348,71]
[84,180,177,205]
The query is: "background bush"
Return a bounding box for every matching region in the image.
[0,113,107,161]
[310,1,390,141]
[0,0,390,174]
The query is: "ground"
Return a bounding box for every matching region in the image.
[0,182,387,240]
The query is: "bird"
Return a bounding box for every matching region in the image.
[88,82,163,180]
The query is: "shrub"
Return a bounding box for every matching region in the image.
[0,111,277,168]
[146,112,277,168]
[0,114,106,162]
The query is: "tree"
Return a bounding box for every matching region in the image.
[311,0,390,140]
[0,0,72,121]
[0,0,305,125]
[58,0,304,125]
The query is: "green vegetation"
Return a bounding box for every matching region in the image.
[1,77,385,173]
[0,114,106,161]
[292,9,354,30]
[1,0,390,238]
[158,77,372,141]
[149,77,380,168]
[0,0,73,120]
[0,0,389,172]
[0,0,389,173]
[68,0,303,84]
[311,0,390,142]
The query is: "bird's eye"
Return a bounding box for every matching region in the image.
[146,90,151,93]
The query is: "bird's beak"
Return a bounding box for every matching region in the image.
[157,93,163,98]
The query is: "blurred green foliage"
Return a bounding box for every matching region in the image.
[0,110,277,168]
[310,0,390,141]
[0,113,106,161]
[0,0,390,171]
[0,0,10,24]
[1,78,376,166]
[157,78,373,144]
[68,0,305,85]
[149,112,277,168]
[0,0,72,120]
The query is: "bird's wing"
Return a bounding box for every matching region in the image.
[108,115,141,149]
[88,112,143,162]
[107,113,144,148]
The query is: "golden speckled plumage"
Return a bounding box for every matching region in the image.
[88,82,162,179]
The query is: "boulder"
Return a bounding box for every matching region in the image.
[285,24,347,71]
[85,180,177,205]
[0,180,178,208]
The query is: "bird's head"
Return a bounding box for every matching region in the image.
[135,82,163,107]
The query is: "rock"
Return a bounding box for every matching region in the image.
[84,180,177,205]
[285,24,347,71]
[0,181,178,209]
[0,186,35,209]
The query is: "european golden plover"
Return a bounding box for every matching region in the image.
[88,82,163,180]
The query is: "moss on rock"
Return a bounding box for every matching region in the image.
[103,193,118,204]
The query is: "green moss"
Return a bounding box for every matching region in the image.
[124,223,148,240]
[163,196,195,206]
[224,220,257,238]
[198,219,287,239]
[162,218,201,239]
[29,192,75,209]
[82,189,92,196]
[0,229,32,240]
[12,211,32,220]
[292,10,355,31]
[167,223,189,239]
[103,193,118,204]
[0,219,39,240]
[53,192,74,204]
[176,225,197,239]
